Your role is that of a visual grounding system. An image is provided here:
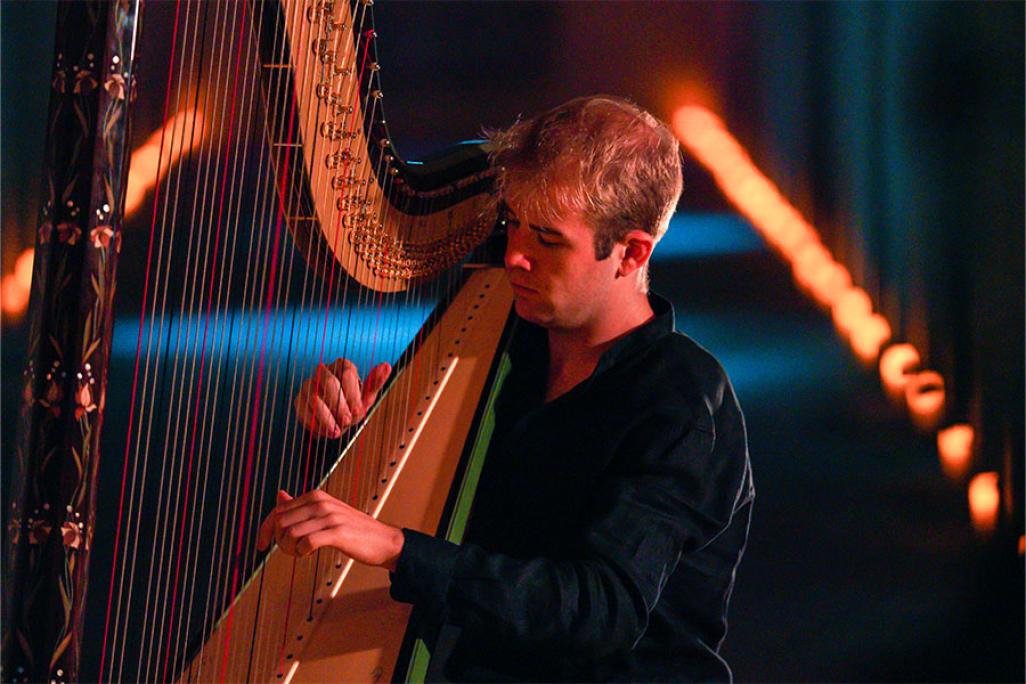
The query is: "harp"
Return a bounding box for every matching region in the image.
[3,1,513,681]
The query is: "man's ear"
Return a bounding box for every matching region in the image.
[617,230,654,277]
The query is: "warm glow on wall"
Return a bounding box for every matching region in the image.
[124,108,205,217]
[904,370,945,432]
[937,424,974,481]
[2,109,204,322]
[849,313,892,364]
[807,259,853,309]
[879,344,921,402]
[1,248,35,320]
[968,472,1000,535]
[673,105,883,359]
[831,287,873,338]
[673,103,1000,546]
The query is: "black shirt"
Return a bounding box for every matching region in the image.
[390,294,754,682]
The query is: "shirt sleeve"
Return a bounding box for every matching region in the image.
[388,402,747,661]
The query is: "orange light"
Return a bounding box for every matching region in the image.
[1,247,35,320]
[807,260,853,309]
[1,273,29,318]
[968,472,1000,536]
[659,75,722,125]
[1018,535,1024,556]
[14,248,34,291]
[831,288,874,339]
[791,242,832,293]
[879,344,921,402]
[905,370,945,431]
[777,214,818,256]
[849,313,892,364]
[124,108,204,217]
[937,424,974,481]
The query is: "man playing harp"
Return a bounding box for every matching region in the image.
[258,95,754,682]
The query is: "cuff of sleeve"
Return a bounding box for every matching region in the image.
[388,528,462,619]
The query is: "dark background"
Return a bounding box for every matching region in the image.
[3,2,1023,681]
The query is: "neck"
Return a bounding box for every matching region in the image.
[545,289,654,398]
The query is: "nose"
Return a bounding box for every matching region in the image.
[504,227,532,272]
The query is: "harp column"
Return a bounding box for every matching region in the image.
[2,1,141,681]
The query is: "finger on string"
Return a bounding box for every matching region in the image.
[308,394,343,438]
[275,508,332,548]
[257,520,272,551]
[256,490,301,550]
[273,488,330,515]
[326,357,363,418]
[257,490,295,550]
[280,515,339,551]
[363,361,392,407]
[315,363,350,426]
[293,389,318,434]
[337,360,365,419]
[256,509,279,551]
[295,528,342,557]
[274,500,333,531]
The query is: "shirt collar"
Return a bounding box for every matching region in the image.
[513,292,676,377]
[592,292,675,376]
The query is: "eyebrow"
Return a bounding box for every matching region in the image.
[505,212,565,238]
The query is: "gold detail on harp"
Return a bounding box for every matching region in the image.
[321,121,357,141]
[336,196,373,212]
[347,216,493,281]
[331,175,366,190]
[325,151,360,169]
[312,38,339,65]
[306,1,334,23]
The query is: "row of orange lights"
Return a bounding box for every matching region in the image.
[671,105,1012,544]
[2,109,204,323]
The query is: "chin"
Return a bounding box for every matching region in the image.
[513,298,554,326]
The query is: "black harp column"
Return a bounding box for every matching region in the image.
[2,1,141,681]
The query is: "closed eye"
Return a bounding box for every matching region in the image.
[505,215,562,246]
[528,224,562,247]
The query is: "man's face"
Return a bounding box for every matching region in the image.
[502,202,620,330]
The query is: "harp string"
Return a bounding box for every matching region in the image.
[173,1,273,671]
[98,0,468,678]
[159,0,246,675]
[99,0,186,678]
[198,1,292,672]
[163,0,270,677]
[252,0,346,674]
[218,0,379,672]
[137,0,220,678]
[261,5,378,669]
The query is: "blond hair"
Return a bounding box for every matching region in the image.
[489,96,683,259]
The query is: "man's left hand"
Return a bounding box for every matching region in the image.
[256,489,405,572]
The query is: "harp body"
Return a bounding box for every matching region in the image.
[180,268,512,683]
[4,1,510,681]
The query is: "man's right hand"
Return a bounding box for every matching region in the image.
[294,358,392,438]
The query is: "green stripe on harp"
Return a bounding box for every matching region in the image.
[405,344,515,683]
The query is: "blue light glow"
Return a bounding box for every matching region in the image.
[110,303,437,373]
[653,213,766,261]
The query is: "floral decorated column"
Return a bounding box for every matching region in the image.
[3,1,141,681]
